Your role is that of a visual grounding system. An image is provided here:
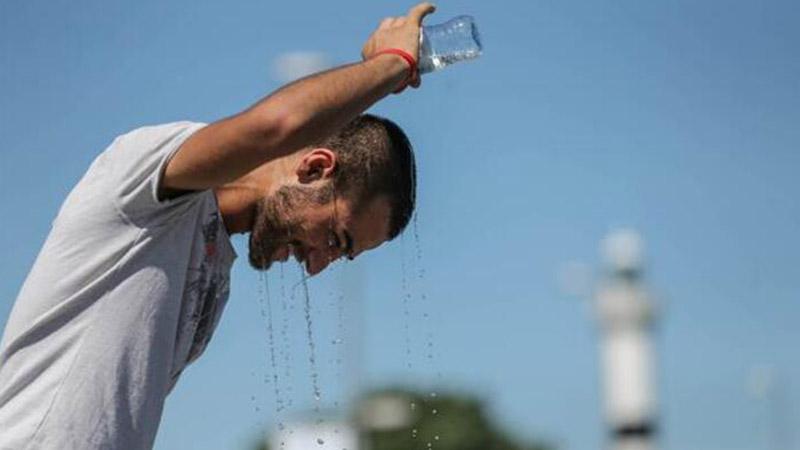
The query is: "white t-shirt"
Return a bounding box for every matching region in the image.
[0,122,237,450]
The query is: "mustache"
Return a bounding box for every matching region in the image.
[248,223,306,271]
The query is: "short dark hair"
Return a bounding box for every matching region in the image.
[317,114,416,240]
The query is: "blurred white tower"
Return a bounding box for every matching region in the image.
[595,230,659,450]
[269,419,358,450]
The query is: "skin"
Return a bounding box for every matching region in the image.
[160,3,435,275]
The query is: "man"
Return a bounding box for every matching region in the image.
[0,3,435,449]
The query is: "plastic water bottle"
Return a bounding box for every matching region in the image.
[419,15,482,75]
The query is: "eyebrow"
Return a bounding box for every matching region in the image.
[343,229,355,260]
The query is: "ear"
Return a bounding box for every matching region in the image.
[296,148,337,184]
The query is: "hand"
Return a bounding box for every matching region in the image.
[361,2,436,89]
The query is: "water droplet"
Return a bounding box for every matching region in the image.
[432,408,438,415]
[434,435,440,441]
[299,265,323,409]
[410,401,417,410]
[430,392,437,398]
[317,438,325,445]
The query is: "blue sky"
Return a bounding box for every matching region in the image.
[2,0,799,449]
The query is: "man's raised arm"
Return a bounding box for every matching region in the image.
[161,2,435,194]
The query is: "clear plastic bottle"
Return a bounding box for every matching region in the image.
[418,15,483,74]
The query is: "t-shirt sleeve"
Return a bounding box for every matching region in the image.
[108,121,208,226]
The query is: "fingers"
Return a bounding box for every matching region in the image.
[378,16,404,29]
[407,2,436,25]
[378,3,436,31]
[379,18,394,29]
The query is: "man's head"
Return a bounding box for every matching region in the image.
[248,114,416,275]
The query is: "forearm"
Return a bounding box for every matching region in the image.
[162,3,434,193]
[251,54,408,153]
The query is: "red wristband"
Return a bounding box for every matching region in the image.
[373,48,418,94]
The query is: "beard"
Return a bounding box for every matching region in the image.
[248,183,333,270]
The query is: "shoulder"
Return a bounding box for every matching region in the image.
[117,121,207,144]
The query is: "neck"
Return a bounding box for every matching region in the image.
[214,184,257,235]
[214,160,289,234]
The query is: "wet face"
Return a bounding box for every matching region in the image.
[248,184,392,276]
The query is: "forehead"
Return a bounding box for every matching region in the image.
[339,196,392,255]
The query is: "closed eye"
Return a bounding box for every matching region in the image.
[343,230,354,260]
[328,230,342,250]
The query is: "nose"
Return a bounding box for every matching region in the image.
[306,248,343,276]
